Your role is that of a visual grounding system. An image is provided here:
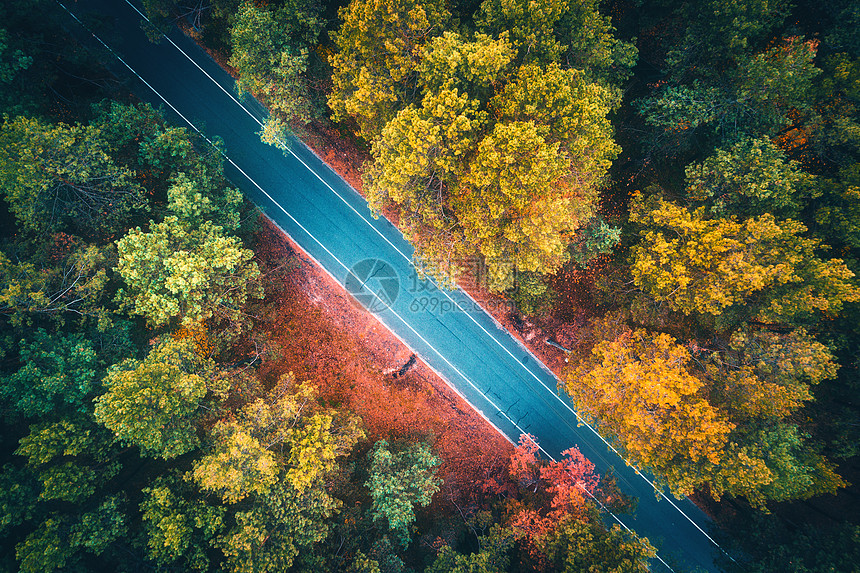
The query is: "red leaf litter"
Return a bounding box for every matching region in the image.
[251,218,513,508]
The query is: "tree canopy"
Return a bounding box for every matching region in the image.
[94,338,213,459]
[115,216,262,328]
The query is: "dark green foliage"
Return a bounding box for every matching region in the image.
[667,0,792,77]
[141,0,239,49]
[638,38,821,145]
[1,329,97,416]
[721,514,860,573]
[70,496,128,556]
[230,0,325,125]
[90,101,245,231]
[0,115,146,236]
[475,0,636,88]
[0,464,39,536]
[15,516,77,573]
[14,497,127,572]
[0,27,32,84]
[426,525,514,572]
[685,137,816,219]
[0,241,112,327]
[0,0,112,117]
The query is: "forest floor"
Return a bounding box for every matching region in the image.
[250,219,514,521]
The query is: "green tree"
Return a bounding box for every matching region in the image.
[94,337,213,458]
[721,515,860,573]
[89,101,244,231]
[328,0,451,141]
[667,0,792,75]
[1,329,97,416]
[15,498,127,572]
[804,53,860,247]
[16,517,77,573]
[69,496,127,557]
[367,440,441,542]
[685,137,816,219]
[141,0,239,38]
[115,216,262,327]
[0,27,31,83]
[16,419,96,467]
[37,462,97,503]
[569,217,621,267]
[507,272,558,316]
[0,243,111,327]
[229,0,324,125]
[0,464,38,536]
[554,0,638,88]
[475,0,637,87]
[704,422,845,507]
[426,525,514,572]
[730,38,823,134]
[815,163,860,248]
[15,417,122,505]
[697,326,845,506]
[0,115,145,235]
[140,476,225,571]
[537,514,656,573]
[0,0,112,117]
[805,52,860,166]
[640,38,821,143]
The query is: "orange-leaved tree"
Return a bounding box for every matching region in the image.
[564,317,734,497]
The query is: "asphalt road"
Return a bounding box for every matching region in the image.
[60,1,729,570]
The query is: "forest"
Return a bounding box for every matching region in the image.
[0,0,859,571]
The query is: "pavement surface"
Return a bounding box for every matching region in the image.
[59,1,732,570]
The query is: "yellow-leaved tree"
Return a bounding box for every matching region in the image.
[192,374,364,504]
[115,216,262,328]
[565,316,733,497]
[192,374,364,572]
[629,193,859,321]
[565,314,847,506]
[328,0,451,142]
[331,0,631,306]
